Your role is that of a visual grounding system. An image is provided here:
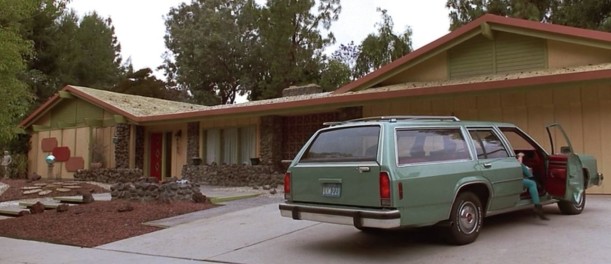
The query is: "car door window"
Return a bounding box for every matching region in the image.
[469,129,509,159]
[396,128,470,165]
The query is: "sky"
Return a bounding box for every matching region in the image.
[68,0,451,75]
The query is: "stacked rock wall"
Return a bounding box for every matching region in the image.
[74,168,143,183]
[110,177,202,202]
[182,164,283,187]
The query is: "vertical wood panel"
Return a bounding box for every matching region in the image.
[409,98,432,115]
[477,93,502,121]
[526,88,554,150]
[431,97,454,116]
[453,95,478,120]
[581,86,604,193]
[597,85,611,193]
[501,91,528,129]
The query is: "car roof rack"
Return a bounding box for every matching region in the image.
[323,116,460,126]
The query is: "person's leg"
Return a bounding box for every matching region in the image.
[523,178,549,220]
[522,178,540,204]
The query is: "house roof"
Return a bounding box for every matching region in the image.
[333,14,611,94]
[19,86,208,127]
[20,14,611,128]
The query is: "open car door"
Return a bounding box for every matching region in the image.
[545,124,585,206]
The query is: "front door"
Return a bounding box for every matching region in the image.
[545,124,584,203]
[149,133,163,181]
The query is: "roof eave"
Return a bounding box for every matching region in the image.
[139,69,611,123]
[332,14,611,94]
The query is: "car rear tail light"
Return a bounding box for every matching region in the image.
[284,172,291,199]
[379,171,391,206]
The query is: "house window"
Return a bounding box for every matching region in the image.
[206,129,221,164]
[223,128,239,164]
[205,126,257,165]
[239,126,257,164]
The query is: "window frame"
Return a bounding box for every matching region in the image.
[467,127,511,160]
[394,126,472,167]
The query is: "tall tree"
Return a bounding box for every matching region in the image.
[163,0,341,104]
[163,0,259,105]
[111,67,187,101]
[550,0,611,31]
[23,0,71,103]
[253,0,341,100]
[447,0,552,30]
[72,12,123,88]
[0,0,36,143]
[24,6,125,106]
[352,8,412,78]
[446,0,611,32]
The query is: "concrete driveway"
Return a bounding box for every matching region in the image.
[2,195,611,263]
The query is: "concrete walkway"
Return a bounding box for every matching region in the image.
[0,183,286,263]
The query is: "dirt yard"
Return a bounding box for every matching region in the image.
[0,179,214,247]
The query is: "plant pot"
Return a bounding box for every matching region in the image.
[90,162,103,169]
[192,157,202,165]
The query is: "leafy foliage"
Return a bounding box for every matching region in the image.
[252,0,341,100]
[163,0,259,105]
[550,0,611,31]
[162,0,341,104]
[0,0,35,143]
[446,0,611,32]
[111,67,187,101]
[353,8,412,78]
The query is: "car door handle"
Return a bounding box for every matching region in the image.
[483,163,492,169]
[357,167,370,173]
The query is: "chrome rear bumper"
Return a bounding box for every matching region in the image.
[279,203,401,229]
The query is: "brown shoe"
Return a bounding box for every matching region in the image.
[534,204,550,221]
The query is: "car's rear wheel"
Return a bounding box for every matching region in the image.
[445,192,483,245]
[558,189,586,215]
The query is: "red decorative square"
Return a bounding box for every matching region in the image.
[52,146,71,162]
[65,157,84,172]
[41,138,58,152]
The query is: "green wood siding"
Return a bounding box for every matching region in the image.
[449,33,546,79]
[496,33,546,73]
[449,35,494,78]
[45,99,106,130]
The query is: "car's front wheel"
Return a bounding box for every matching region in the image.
[558,189,586,215]
[444,192,483,245]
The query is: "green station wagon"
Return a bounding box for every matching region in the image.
[279,116,603,245]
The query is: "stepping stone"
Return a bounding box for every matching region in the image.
[33,183,47,187]
[61,182,80,186]
[23,189,42,195]
[21,186,41,190]
[0,206,30,216]
[19,201,64,209]
[56,188,71,192]
[53,196,84,203]
[38,190,52,196]
[63,186,81,189]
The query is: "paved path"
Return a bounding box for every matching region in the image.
[1,190,610,264]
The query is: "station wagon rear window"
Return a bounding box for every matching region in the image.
[300,126,380,162]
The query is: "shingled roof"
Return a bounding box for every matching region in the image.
[20,14,611,128]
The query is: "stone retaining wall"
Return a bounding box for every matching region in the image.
[182,164,283,187]
[110,178,202,202]
[74,168,143,183]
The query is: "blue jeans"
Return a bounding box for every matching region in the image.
[523,178,540,204]
[521,164,540,204]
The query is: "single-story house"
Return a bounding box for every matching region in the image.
[20,14,611,193]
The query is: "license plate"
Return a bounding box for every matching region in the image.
[322,183,341,198]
